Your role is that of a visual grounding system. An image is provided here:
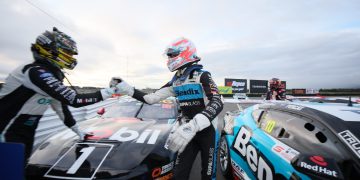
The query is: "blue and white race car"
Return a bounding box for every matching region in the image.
[220,100,360,180]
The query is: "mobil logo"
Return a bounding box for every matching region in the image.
[310,156,327,166]
[109,127,161,144]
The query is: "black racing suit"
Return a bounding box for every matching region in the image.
[0,60,104,159]
[266,87,286,100]
[131,64,223,180]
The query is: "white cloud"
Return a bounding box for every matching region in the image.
[1,0,360,89]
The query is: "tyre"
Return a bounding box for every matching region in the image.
[219,135,232,179]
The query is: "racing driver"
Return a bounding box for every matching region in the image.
[266,77,286,100]
[0,27,117,160]
[113,37,223,180]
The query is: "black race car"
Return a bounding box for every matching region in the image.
[26,98,178,179]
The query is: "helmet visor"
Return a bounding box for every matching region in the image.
[165,48,180,58]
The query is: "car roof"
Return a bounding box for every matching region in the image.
[257,102,360,159]
[293,102,360,122]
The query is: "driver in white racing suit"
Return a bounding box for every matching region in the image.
[0,27,116,160]
[113,37,223,180]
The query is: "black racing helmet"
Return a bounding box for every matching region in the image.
[31,27,78,70]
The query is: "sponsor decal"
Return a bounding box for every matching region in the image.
[233,126,274,180]
[175,88,200,96]
[152,162,174,178]
[286,104,304,111]
[231,81,246,87]
[109,127,161,144]
[271,141,299,163]
[37,98,52,105]
[298,155,340,178]
[231,159,250,180]
[338,130,360,158]
[174,84,204,101]
[76,98,98,104]
[207,148,214,175]
[179,101,201,106]
[310,156,327,166]
[39,72,53,78]
[225,79,247,93]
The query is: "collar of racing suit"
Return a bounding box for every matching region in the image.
[170,64,203,84]
[33,56,65,80]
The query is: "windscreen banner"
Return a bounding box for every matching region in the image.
[249,80,268,93]
[224,78,247,93]
[218,86,233,95]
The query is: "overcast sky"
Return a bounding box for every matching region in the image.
[1,0,360,89]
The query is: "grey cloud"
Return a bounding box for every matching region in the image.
[204,30,360,88]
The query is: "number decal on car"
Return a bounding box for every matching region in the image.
[44,143,113,179]
[264,120,276,133]
[67,147,96,174]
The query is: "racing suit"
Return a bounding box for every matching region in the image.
[131,64,223,180]
[0,60,104,159]
[266,87,286,100]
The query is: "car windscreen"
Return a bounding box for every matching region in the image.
[103,101,143,118]
[137,103,177,120]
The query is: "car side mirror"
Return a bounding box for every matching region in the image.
[97,107,105,115]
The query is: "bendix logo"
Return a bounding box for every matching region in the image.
[233,126,273,180]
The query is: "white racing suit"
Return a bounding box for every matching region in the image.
[131,64,223,180]
[0,61,104,159]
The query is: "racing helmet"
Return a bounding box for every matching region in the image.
[31,27,78,70]
[269,78,281,88]
[165,37,200,72]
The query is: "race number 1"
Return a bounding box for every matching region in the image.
[67,147,96,174]
[44,143,113,179]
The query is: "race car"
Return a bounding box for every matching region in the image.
[219,100,360,180]
[26,98,178,179]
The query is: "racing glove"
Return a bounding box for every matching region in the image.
[165,114,210,153]
[100,87,116,100]
[113,78,134,96]
[70,124,92,140]
[109,77,122,88]
[164,119,182,150]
